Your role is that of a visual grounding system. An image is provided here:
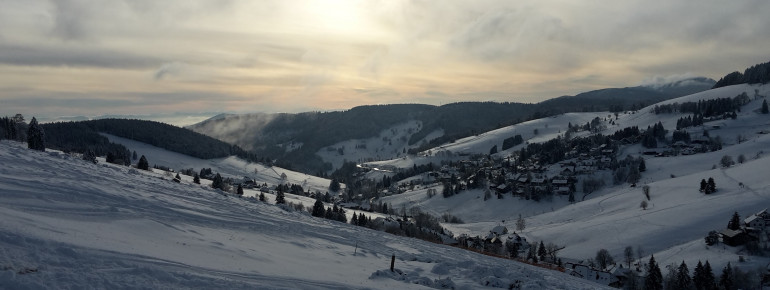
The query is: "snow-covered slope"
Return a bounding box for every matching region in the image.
[102,133,336,194]
[0,140,607,289]
[378,83,770,273]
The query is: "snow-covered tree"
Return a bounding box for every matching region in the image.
[718,262,733,290]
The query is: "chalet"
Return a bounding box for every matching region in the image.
[721,228,749,247]
[744,208,770,230]
[565,262,619,286]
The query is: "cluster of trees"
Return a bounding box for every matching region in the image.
[653,95,749,119]
[713,60,770,88]
[501,134,524,151]
[310,199,348,223]
[641,122,667,148]
[699,178,716,194]
[613,156,645,185]
[676,114,705,130]
[0,115,26,142]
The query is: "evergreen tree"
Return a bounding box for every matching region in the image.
[702,261,715,290]
[312,199,325,217]
[275,188,286,204]
[707,178,716,194]
[193,173,200,184]
[137,155,150,170]
[324,207,334,219]
[350,213,358,225]
[259,192,267,202]
[26,117,45,151]
[638,158,646,172]
[692,261,705,290]
[718,262,733,290]
[699,179,707,193]
[644,255,663,290]
[236,184,244,196]
[212,173,224,190]
[174,173,181,183]
[83,149,97,164]
[727,211,741,230]
[568,191,575,203]
[675,261,692,290]
[538,241,547,262]
[336,207,347,223]
[763,99,769,114]
[132,150,138,160]
[329,179,341,192]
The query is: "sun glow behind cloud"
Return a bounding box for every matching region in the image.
[0,0,769,118]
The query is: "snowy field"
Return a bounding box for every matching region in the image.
[0,140,606,289]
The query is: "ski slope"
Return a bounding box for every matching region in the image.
[0,140,606,289]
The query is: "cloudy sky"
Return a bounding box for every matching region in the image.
[1,0,769,121]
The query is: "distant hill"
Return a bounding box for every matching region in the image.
[43,119,256,162]
[713,60,770,88]
[189,77,714,174]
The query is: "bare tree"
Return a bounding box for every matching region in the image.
[595,249,614,269]
[624,246,634,268]
[516,214,526,232]
[546,242,562,262]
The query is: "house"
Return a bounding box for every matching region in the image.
[721,228,749,246]
[490,225,508,236]
[744,208,770,230]
[565,262,619,286]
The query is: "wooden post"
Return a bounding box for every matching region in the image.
[390,254,395,272]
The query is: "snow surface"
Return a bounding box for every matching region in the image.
[378,83,770,273]
[0,140,607,289]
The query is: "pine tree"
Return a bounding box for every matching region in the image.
[174,173,181,183]
[718,262,733,290]
[727,211,741,230]
[350,213,358,225]
[329,179,341,192]
[275,188,286,204]
[707,178,716,194]
[675,261,692,290]
[312,199,325,217]
[762,99,769,114]
[132,150,138,160]
[324,207,334,219]
[212,173,223,190]
[692,261,705,290]
[703,261,715,290]
[236,184,244,196]
[137,155,150,170]
[699,179,707,193]
[193,173,200,184]
[538,241,547,262]
[644,255,663,290]
[26,117,45,151]
[259,192,267,202]
[638,158,646,172]
[336,207,347,223]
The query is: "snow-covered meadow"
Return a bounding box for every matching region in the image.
[0,140,606,289]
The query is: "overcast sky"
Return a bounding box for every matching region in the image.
[1,0,769,119]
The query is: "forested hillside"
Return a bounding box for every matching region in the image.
[43,119,257,162]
